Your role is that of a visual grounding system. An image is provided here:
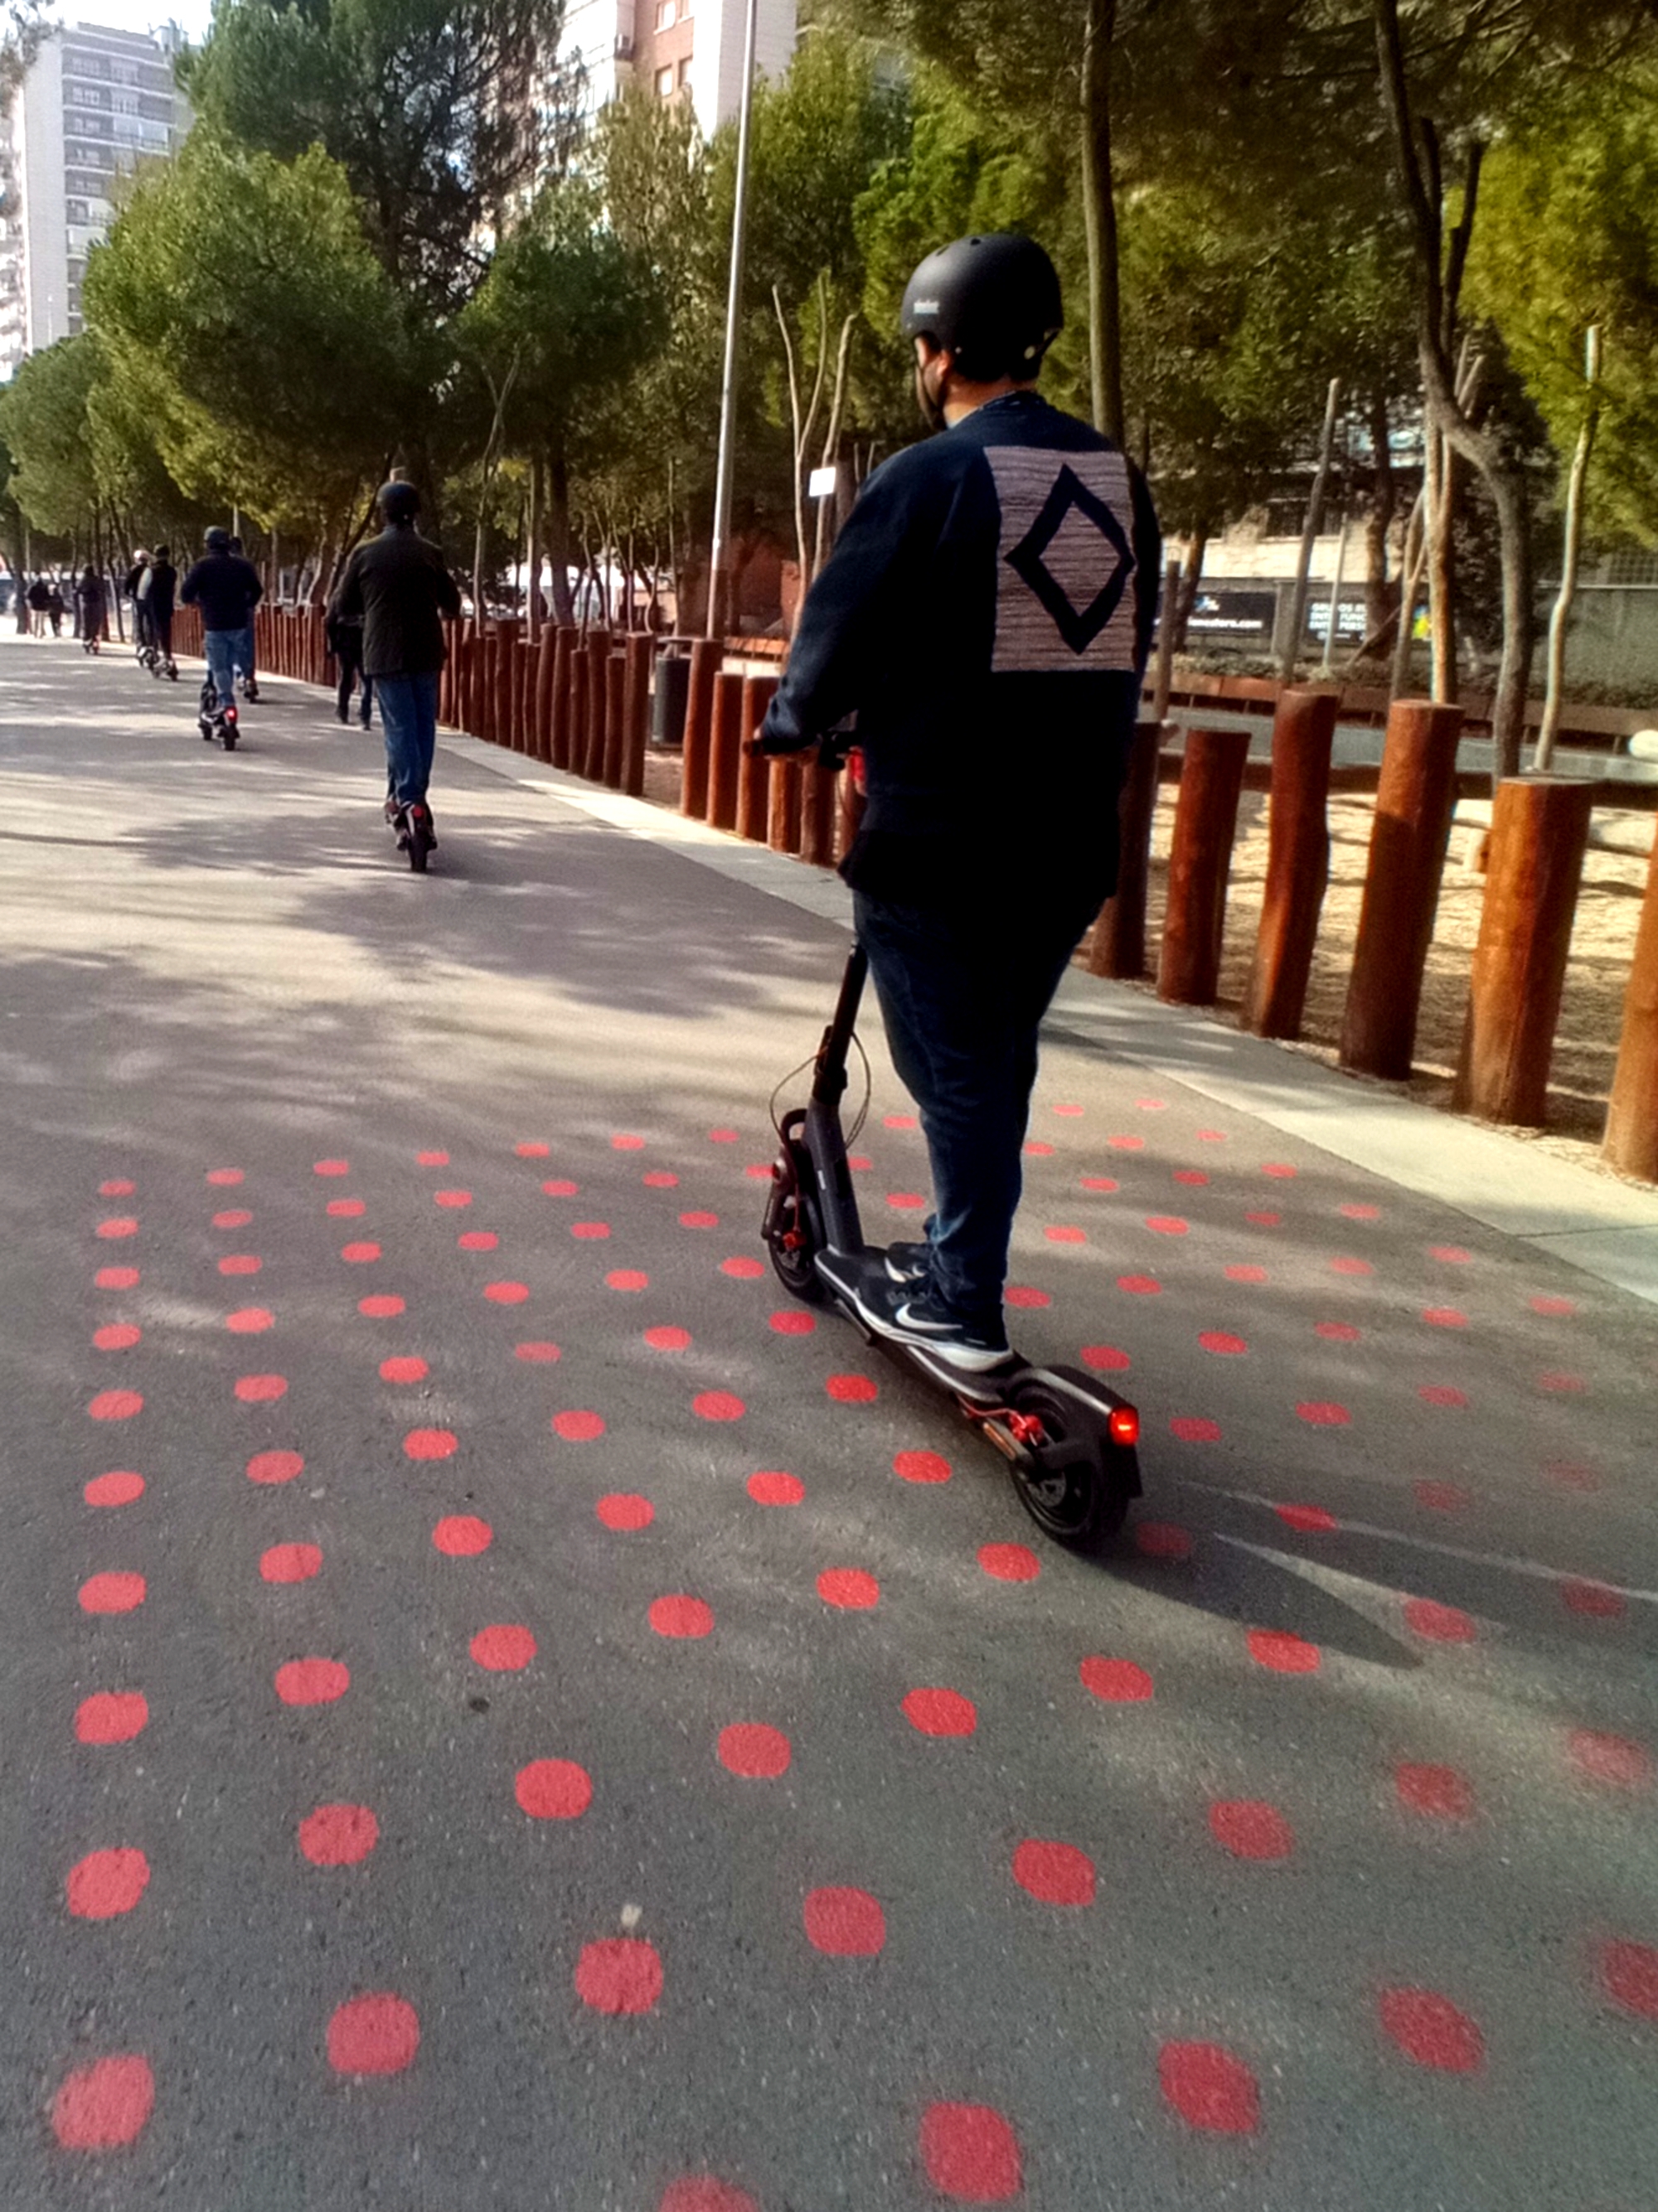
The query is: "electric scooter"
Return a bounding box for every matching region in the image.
[387,798,435,873]
[761,913,1143,1554]
[198,677,240,750]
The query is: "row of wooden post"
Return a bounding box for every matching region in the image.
[432,620,653,797]
[1089,690,1658,1178]
[678,641,860,865]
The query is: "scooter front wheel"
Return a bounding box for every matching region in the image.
[991,1370,1132,1553]
[763,1142,827,1304]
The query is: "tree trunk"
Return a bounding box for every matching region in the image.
[1079,0,1124,442]
[1175,529,1208,652]
[1486,463,1535,784]
[1363,390,1397,640]
[1426,421,1460,701]
[546,453,574,626]
[526,456,542,640]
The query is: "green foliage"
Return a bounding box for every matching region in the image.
[0,336,103,535]
[1468,70,1658,545]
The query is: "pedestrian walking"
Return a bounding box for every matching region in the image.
[46,580,65,636]
[75,565,106,649]
[326,606,373,728]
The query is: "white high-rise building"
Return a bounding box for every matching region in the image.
[0,22,191,379]
[560,0,797,139]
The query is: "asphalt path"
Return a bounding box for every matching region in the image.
[2,633,1656,2210]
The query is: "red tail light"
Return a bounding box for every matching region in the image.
[1108,1405,1140,1448]
[848,745,866,795]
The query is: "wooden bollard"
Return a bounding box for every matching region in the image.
[1244,689,1340,1037]
[567,648,587,774]
[736,677,778,840]
[681,639,723,817]
[550,628,575,768]
[495,621,520,745]
[1340,700,1464,1079]
[583,634,610,779]
[705,671,745,830]
[1452,778,1593,1127]
[517,638,536,753]
[802,761,839,867]
[837,758,866,865]
[623,633,652,797]
[533,626,556,762]
[1089,719,1165,980]
[439,624,455,726]
[603,648,627,786]
[1157,726,1251,1006]
[768,754,804,855]
[1605,837,1658,1181]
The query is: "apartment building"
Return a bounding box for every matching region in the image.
[560,0,797,138]
[0,22,191,378]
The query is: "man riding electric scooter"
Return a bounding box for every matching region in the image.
[756,233,1160,1374]
[181,527,264,728]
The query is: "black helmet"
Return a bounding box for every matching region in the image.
[899,234,1063,382]
[378,480,420,526]
[205,526,231,553]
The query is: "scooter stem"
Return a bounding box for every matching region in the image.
[812,943,868,1108]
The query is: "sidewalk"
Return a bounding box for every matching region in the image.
[2,636,1654,2211]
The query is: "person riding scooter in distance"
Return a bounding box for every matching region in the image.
[755,234,1160,1373]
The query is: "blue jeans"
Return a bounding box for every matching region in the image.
[231,624,255,683]
[204,628,239,706]
[376,672,439,808]
[854,889,1099,1328]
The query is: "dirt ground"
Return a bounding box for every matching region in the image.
[635,745,1651,1181]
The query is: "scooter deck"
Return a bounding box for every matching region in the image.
[813,1244,1030,1407]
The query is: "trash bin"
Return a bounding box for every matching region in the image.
[652,645,691,749]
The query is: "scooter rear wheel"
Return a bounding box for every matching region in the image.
[996,1370,1130,1552]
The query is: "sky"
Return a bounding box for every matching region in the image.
[61,0,215,44]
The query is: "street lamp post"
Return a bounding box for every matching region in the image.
[705,0,760,640]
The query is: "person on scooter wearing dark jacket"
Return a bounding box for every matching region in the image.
[328,480,460,851]
[181,527,264,713]
[756,234,1160,1372]
[147,545,178,672]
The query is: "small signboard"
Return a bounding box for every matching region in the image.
[808,466,838,500]
[1186,589,1276,644]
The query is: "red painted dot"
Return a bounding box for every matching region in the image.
[376,1356,425,1385]
[1134,1521,1194,1559]
[572,1221,611,1240]
[651,1594,713,1639]
[1331,1256,1373,1277]
[404,1427,458,1459]
[689,1389,743,1421]
[884,1113,918,1130]
[718,1722,792,1778]
[80,1572,144,1614]
[1562,1578,1625,1618]
[552,1409,606,1441]
[826,1372,878,1403]
[646,1325,692,1351]
[327,1994,419,2075]
[472,1623,536,1671]
[1245,1210,1282,1228]
[235,1373,287,1404]
[51,2054,155,2150]
[1340,1201,1380,1220]
[85,1471,144,1508]
[1117,1274,1161,1296]
[482,1282,529,1306]
[1539,1370,1586,1395]
[894,1448,953,1484]
[1200,1331,1248,1356]
[1108,1134,1145,1151]
[99,1179,135,1197]
[1045,1223,1086,1244]
[358,1293,405,1317]
[75,1692,148,1744]
[299,1803,379,1866]
[1158,2042,1260,2134]
[575,1936,662,2015]
[1378,1988,1484,2074]
[887,1191,926,1210]
[247,1448,303,1485]
[1081,1175,1119,1192]
[612,1133,646,1150]
[1403,1597,1476,1643]
[1297,1400,1350,1427]
[720,1256,764,1279]
[516,1341,561,1362]
[979,1544,1040,1583]
[96,1217,138,1240]
[1209,1800,1293,1860]
[803,1886,885,1956]
[1419,1385,1467,1408]
[1023,1141,1054,1157]
[607,1269,649,1291]
[1080,1657,1152,1703]
[1198,1128,1228,1142]
[457,1230,497,1252]
[1004,1286,1050,1310]
[1568,1729,1653,1790]
[903,1687,977,1737]
[1275,1501,1337,1532]
[1545,1457,1597,1489]
[275,1657,349,1705]
[1080,1344,1131,1372]
[1530,1293,1576,1317]
[769,1307,817,1333]
[1226,1264,1268,1283]
[206,1167,244,1186]
[225,1307,274,1335]
[326,1198,365,1219]
[419,1148,451,1165]
[644,1171,679,1188]
[919,2103,1023,2202]
[340,1243,381,1264]
[1423,1306,1469,1332]
[542,1178,578,1196]
[708,1128,739,1142]
[848,1155,872,1171]
[748,1469,804,1506]
[314,1159,350,1177]
[1248,1627,1320,1673]
[516,1758,593,1819]
[1316,1320,1360,1342]
[1169,1416,1221,1443]
[1174,1169,1210,1186]
[261,1543,322,1584]
[818,1568,880,1609]
[1396,1763,1474,1820]
[516,1142,550,1158]
[597,1493,654,1530]
[1432,1244,1472,1264]
[212,1210,251,1229]
[95,1266,140,1289]
[433,1516,492,1557]
[1261,1162,1297,1180]
[1054,1102,1084,1117]
[65,1846,149,1919]
[88,1390,143,1421]
[1146,1215,1189,1236]
[93,1322,141,1351]
[1600,1941,1658,2021]
[1012,1838,1095,1904]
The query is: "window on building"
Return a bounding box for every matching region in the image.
[655,63,674,95]
[676,55,692,85]
[655,0,675,26]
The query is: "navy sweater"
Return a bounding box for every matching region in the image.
[759,390,1159,911]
